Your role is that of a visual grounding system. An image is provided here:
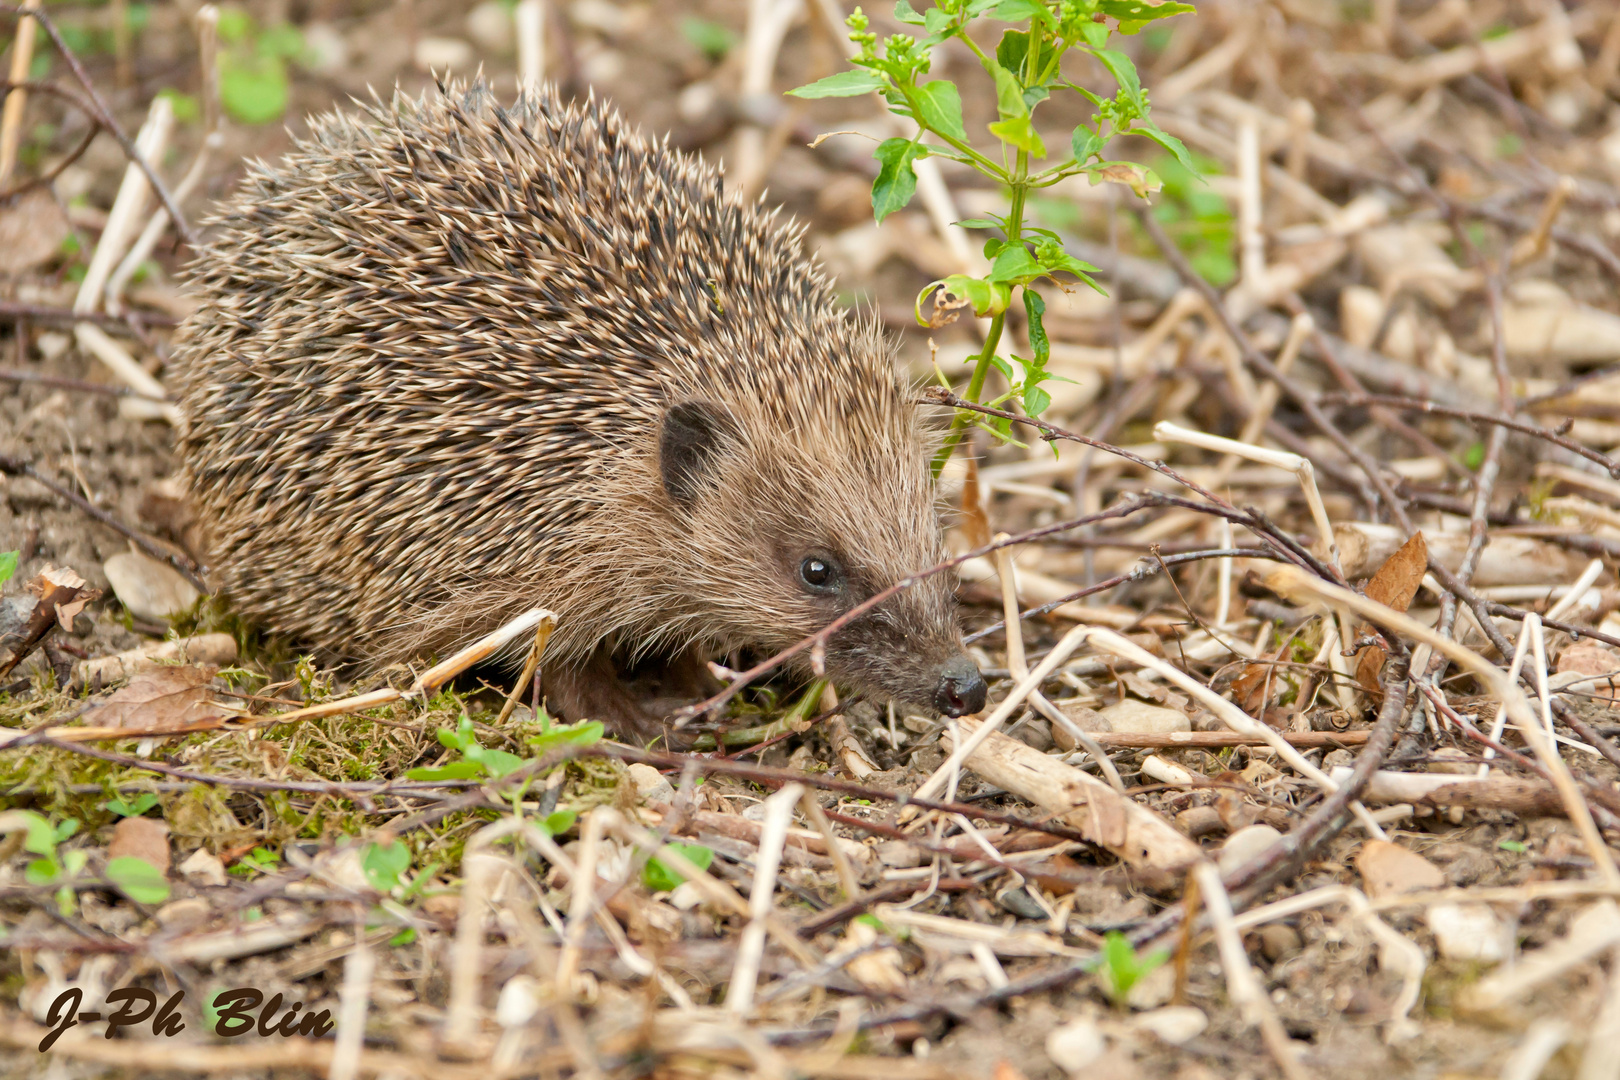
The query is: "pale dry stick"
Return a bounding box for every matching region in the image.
[327,929,375,1080]
[442,845,503,1050]
[1229,884,1423,1039]
[1577,944,1620,1080]
[516,0,545,90]
[1192,861,1313,1080]
[1235,116,1267,300]
[910,623,1095,805]
[1528,615,1557,747]
[107,9,222,316]
[1510,175,1577,267]
[1597,0,1620,93]
[991,539,1124,791]
[555,806,607,994]
[74,96,171,317]
[0,0,40,186]
[1208,312,1314,491]
[730,782,805,1015]
[496,615,556,726]
[1284,98,1313,180]
[1545,558,1605,623]
[798,788,861,900]
[1083,624,1389,841]
[1502,1021,1573,1080]
[1154,421,1339,572]
[1152,18,1253,105]
[735,0,801,199]
[1480,615,1537,778]
[1267,565,1620,888]
[606,809,820,966]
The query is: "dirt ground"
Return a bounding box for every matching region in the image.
[7,1,1620,1078]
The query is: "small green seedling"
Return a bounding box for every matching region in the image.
[790,0,1196,471]
[216,8,308,125]
[1091,930,1169,1007]
[230,846,281,877]
[642,843,714,893]
[103,793,160,818]
[527,716,605,757]
[14,811,84,914]
[361,839,413,894]
[105,856,170,905]
[0,550,17,587]
[407,715,525,781]
[682,17,737,60]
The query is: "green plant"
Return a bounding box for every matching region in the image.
[105,856,170,904]
[12,811,84,913]
[216,8,307,126]
[0,550,16,588]
[102,793,160,818]
[407,715,525,781]
[229,846,281,876]
[1090,930,1169,1006]
[789,0,1195,470]
[642,842,714,893]
[1148,148,1233,285]
[681,16,736,60]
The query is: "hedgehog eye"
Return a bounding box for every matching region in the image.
[799,556,839,594]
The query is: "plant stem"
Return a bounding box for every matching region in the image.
[931,149,1029,477]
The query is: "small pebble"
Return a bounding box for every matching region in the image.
[1098,699,1189,735]
[1045,1017,1106,1074]
[103,551,199,624]
[1426,902,1505,963]
[995,885,1047,921]
[1129,1005,1208,1045]
[625,762,674,803]
[1259,922,1303,963]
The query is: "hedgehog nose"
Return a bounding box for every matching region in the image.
[934,656,988,717]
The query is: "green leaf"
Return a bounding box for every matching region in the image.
[988,243,1042,283]
[106,856,170,905]
[1022,384,1052,416]
[989,115,1046,156]
[257,23,304,59]
[215,7,253,43]
[1099,0,1196,24]
[643,843,714,893]
[1498,839,1528,853]
[981,56,1027,121]
[362,840,411,893]
[893,0,928,25]
[103,793,159,818]
[0,550,18,587]
[912,80,967,143]
[955,217,1004,230]
[26,856,60,885]
[787,69,888,98]
[1071,126,1104,164]
[541,810,578,837]
[919,274,1012,320]
[54,818,79,844]
[872,138,922,223]
[389,927,417,946]
[1024,289,1049,365]
[1079,20,1109,47]
[681,16,736,59]
[993,0,1048,21]
[1133,121,1196,175]
[219,53,289,125]
[528,719,605,755]
[404,761,485,781]
[1092,48,1145,113]
[995,29,1030,74]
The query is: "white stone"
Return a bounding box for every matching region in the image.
[626,763,674,803]
[1218,824,1282,877]
[413,36,476,73]
[1129,1005,1208,1045]
[1045,1016,1107,1074]
[1097,699,1190,735]
[1426,902,1506,963]
[496,974,540,1027]
[103,551,200,623]
[178,847,226,887]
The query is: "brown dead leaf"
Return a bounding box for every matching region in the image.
[108,816,171,874]
[1356,839,1445,900]
[82,665,220,730]
[1355,531,1428,691]
[1090,162,1161,199]
[0,189,70,276]
[959,456,993,550]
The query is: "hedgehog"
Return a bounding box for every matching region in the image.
[172,81,988,740]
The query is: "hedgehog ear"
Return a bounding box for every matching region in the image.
[660,400,738,509]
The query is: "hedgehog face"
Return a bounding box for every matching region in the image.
[654,397,987,718]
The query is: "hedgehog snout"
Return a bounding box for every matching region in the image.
[933,655,988,717]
